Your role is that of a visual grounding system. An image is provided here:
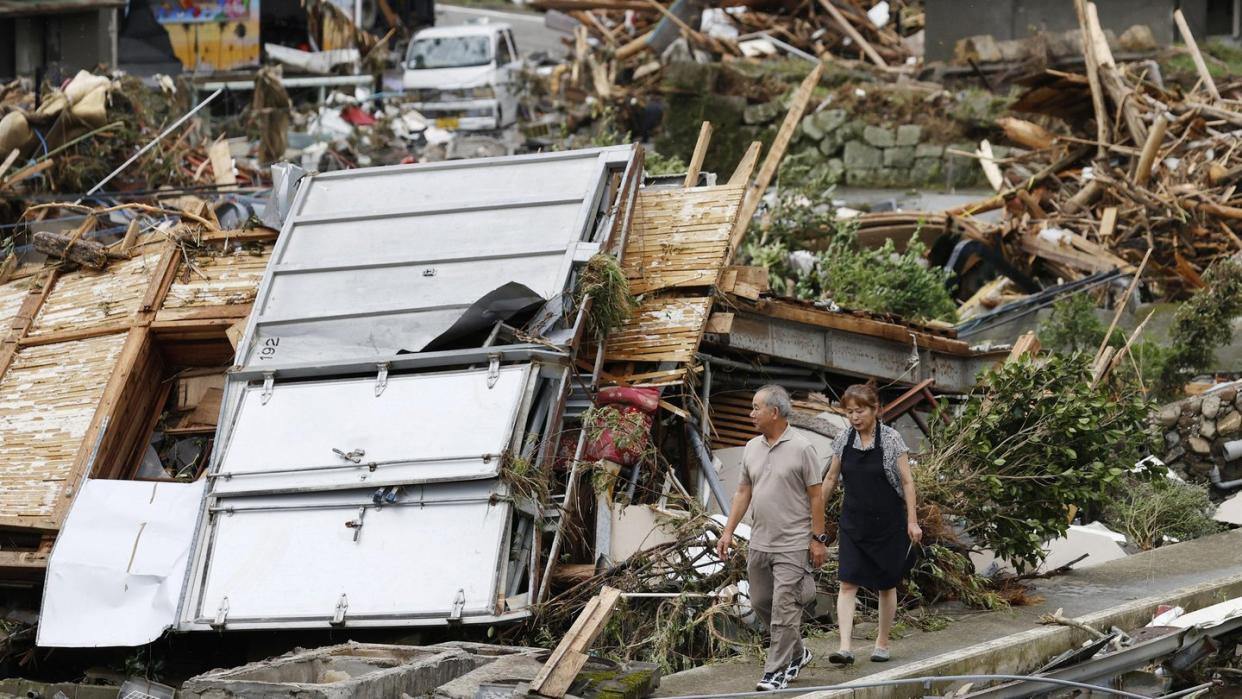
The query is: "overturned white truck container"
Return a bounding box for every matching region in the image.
[38,145,642,644]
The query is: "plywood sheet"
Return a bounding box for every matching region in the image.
[604,297,712,363]
[0,334,126,519]
[163,246,271,310]
[26,253,161,338]
[622,185,743,295]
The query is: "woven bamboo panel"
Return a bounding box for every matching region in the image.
[622,185,744,295]
[605,297,712,363]
[26,253,161,338]
[0,333,126,518]
[163,245,272,309]
[0,278,32,334]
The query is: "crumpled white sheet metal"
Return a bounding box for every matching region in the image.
[37,479,206,647]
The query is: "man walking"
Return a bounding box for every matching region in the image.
[716,384,826,691]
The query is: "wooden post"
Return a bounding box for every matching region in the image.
[1133,114,1168,185]
[683,122,713,188]
[1174,9,1221,101]
[728,63,823,260]
[1094,247,1152,359]
[1074,0,1110,160]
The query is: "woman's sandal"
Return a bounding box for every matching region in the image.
[828,650,855,666]
[870,647,891,662]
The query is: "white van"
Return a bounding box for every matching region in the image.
[401,23,521,131]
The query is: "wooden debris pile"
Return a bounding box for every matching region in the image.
[0,73,263,231]
[946,1,1242,300]
[533,0,920,106]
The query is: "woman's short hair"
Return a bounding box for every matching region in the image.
[841,384,880,411]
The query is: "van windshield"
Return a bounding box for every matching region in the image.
[406,35,492,69]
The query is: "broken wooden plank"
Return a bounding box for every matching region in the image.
[976,139,1004,192]
[530,586,623,698]
[728,142,762,187]
[817,0,886,67]
[683,121,713,188]
[729,63,823,260]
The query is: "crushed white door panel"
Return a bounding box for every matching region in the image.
[188,481,508,627]
[294,153,602,218]
[212,365,531,495]
[38,479,206,647]
[241,147,634,367]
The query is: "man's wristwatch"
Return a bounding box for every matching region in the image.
[812,533,829,544]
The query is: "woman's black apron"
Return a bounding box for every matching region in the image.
[837,427,911,590]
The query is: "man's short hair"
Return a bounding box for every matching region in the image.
[755,384,792,418]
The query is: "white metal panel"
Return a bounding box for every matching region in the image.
[296,153,601,218]
[38,479,206,647]
[237,146,636,369]
[193,483,508,624]
[277,202,583,266]
[249,308,473,365]
[259,254,565,322]
[212,365,530,495]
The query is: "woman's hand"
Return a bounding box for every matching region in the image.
[907,521,923,544]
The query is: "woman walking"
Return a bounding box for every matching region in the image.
[822,384,921,665]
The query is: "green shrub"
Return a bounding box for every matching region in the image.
[1156,258,1242,398]
[920,353,1160,572]
[1040,293,1113,353]
[1101,477,1223,549]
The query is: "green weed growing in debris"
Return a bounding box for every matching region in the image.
[576,253,636,339]
[919,353,1160,572]
[743,188,956,322]
[809,233,957,322]
[1101,476,1223,550]
[645,151,689,177]
[1156,258,1242,398]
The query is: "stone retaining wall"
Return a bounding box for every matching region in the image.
[780,111,1002,190]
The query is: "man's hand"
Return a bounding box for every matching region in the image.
[716,531,733,560]
[810,540,827,567]
[908,522,923,544]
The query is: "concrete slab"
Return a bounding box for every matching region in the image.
[655,528,1242,698]
[182,643,477,699]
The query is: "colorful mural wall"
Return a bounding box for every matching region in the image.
[155,1,261,72]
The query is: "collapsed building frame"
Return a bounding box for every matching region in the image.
[0,142,1009,645]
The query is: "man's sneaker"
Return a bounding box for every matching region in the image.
[785,648,813,681]
[756,670,788,692]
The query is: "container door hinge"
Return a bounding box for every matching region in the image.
[345,506,367,542]
[375,362,389,397]
[486,354,501,389]
[331,593,349,626]
[212,597,229,629]
[260,372,275,405]
[450,588,466,621]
